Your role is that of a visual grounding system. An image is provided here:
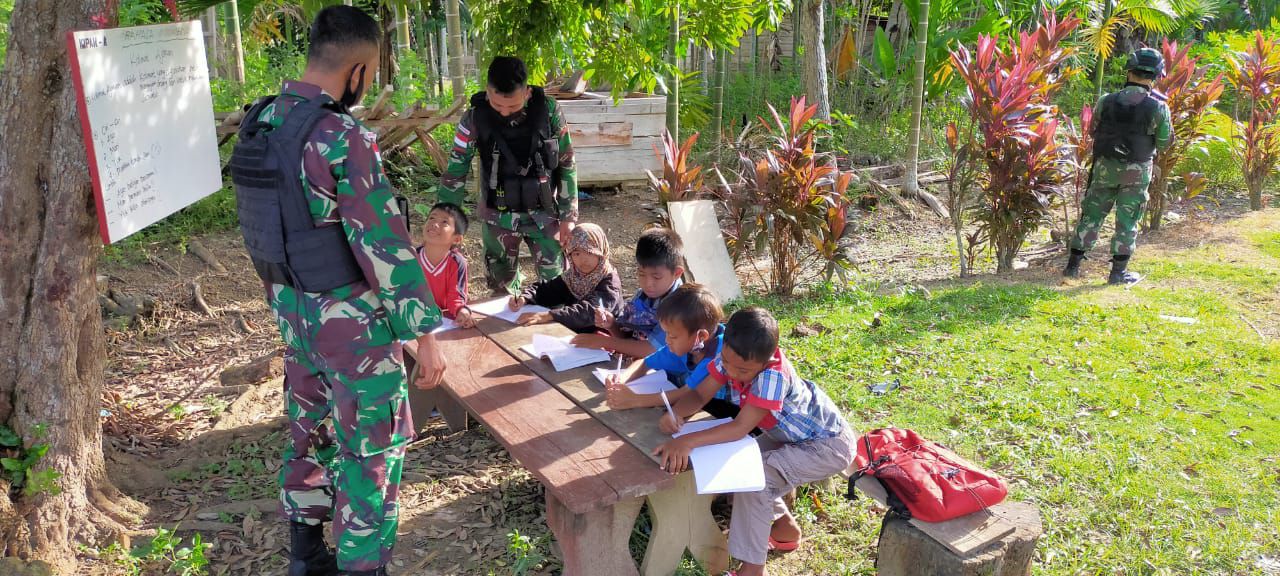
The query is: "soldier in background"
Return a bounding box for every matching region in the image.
[229,6,445,575]
[439,56,579,295]
[1064,47,1173,285]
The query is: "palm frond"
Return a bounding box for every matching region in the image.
[1116,0,1179,33]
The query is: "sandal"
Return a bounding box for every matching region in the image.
[768,536,802,552]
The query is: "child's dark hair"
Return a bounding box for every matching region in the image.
[636,228,685,271]
[656,283,722,334]
[431,202,468,236]
[723,307,779,363]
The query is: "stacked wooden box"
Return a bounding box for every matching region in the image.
[556,92,666,187]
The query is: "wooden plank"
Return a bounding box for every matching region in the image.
[853,477,1016,556]
[564,112,629,124]
[434,327,673,513]
[547,492,643,576]
[569,122,633,147]
[475,317,673,463]
[641,471,729,576]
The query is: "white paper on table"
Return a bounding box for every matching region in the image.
[673,418,766,494]
[429,317,458,334]
[591,368,676,394]
[467,297,552,324]
[520,333,612,371]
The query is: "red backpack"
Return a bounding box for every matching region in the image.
[847,428,1007,523]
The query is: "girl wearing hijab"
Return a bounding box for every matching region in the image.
[508,223,624,333]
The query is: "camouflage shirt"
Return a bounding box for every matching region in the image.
[439,94,579,229]
[256,80,441,341]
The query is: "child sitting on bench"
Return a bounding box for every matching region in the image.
[653,307,856,576]
[572,227,685,358]
[509,222,623,333]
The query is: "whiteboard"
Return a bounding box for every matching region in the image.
[66,21,223,244]
[668,200,742,303]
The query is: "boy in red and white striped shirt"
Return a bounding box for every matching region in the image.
[416,202,474,328]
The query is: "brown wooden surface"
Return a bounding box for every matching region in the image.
[568,121,634,146]
[546,491,644,576]
[852,476,1016,556]
[877,500,1042,576]
[474,317,673,464]
[433,326,674,514]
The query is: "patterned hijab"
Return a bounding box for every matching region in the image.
[564,223,615,300]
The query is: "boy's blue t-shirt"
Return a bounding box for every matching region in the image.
[616,278,683,348]
[643,323,726,389]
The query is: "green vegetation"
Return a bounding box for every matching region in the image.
[92,528,210,576]
[0,0,12,71]
[0,424,62,498]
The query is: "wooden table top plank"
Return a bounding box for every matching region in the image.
[476,317,676,465]
[434,327,673,514]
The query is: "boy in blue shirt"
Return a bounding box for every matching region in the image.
[654,307,854,576]
[604,283,738,419]
[572,228,684,357]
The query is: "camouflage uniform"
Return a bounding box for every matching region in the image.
[1071,86,1173,257]
[439,96,578,295]
[257,81,441,572]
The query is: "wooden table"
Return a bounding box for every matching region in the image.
[425,315,729,576]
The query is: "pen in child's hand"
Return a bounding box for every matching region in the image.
[660,390,678,433]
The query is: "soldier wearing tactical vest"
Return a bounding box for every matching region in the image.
[229,7,446,576]
[1064,47,1173,285]
[439,56,579,295]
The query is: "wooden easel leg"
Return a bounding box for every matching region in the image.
[641,471,728,576]
[545,492,643,576]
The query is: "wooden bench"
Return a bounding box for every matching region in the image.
[424,316,730,576]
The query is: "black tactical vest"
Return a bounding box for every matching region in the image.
[229,96,365,293]
[470,86,561,214]
[1092,86,1161,163]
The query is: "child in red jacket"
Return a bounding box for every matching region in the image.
[416,202,474,328]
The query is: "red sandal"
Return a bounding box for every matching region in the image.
[768,536,802,552]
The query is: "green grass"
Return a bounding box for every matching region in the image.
[735,250,1280,574]
[1251,231,1280,261]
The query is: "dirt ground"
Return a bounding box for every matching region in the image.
[84,182,1264,575]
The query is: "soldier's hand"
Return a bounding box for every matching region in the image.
[413,333,446,389]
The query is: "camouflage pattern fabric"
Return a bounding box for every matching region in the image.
[256,80,440,571]
[1072,84,1173,258]
[481,215,564,295]
[439,92,577,292]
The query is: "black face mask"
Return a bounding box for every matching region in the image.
[340,64,366,110]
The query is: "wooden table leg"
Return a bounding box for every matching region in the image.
[405,356,469,432]
[641,471,729,576]
[546,491,643,576]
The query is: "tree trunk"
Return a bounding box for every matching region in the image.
[1146,171,1167,231]
[0,1,146,570]
[225,0,245,84]
[446,0,465,99]
[798,0,831,120]
[396,4,411,56]
[1095,0,1112,99]
[666,5,680,140]
[203,7,219,79]
[712,48,726,159]
[377,3,396,90]
[902,0,929,195]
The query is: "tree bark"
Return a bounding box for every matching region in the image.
[203,7,219,79]
[798,0,831,120]
[446,0,465,99]
[377,2,396,89]
[225,0,245,84]
[902,0,929,195]
[666,5,681,140]
[0,1,146,570]
[712,48,726,160]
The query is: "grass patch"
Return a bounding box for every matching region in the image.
[1250,231,1280,261]
[749,266,1280,574]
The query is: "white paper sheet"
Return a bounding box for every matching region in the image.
[520,333,612,371]
[673,418,766,494]
[468,297,551,324]
[591,369,677,394]
[429,317,458,334]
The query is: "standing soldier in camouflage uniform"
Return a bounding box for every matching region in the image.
[1064,48,1173,285]
[229,7,446,576]
[439,56,579,295]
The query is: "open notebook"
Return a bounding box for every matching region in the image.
[673,418,766,494]
[468,297,551,324]
[520,334,613,372]
[591,368,677,395]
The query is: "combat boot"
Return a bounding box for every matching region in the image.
[1107,256,1141,285]
[339,568,388,576]
[1062,249,1087,278]
[288,521,338,576]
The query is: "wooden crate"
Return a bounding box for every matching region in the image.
[557,92,666,187]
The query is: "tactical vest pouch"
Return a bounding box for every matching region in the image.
[538,138,560,212]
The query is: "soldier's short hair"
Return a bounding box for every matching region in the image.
[636,228,685,272]
[723,307,779,364]
[430,202,469,236]
[488,56,529,94]
[308,6,381,72]
[656,283,723,335]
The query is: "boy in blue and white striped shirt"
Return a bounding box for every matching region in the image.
[654,307,855,576]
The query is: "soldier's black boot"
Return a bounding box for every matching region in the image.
[1107,255,1141,285]
[1062,249,1086,278]
[288,521,338,576]
[338,568,388,576]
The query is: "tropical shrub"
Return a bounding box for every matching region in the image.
[719,97,854,295]
[1225,31,1280,211]
[949,13,1080,274]
[943,118,983,277]
[1148,39,1224,230]
[1063,104,1093,239]
[647,130,708,228]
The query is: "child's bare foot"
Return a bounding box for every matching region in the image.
[769,511,802,545]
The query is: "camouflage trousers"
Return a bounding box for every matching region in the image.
[481,213,564,295]
[1071,157,1152,257]
[269,284,414,571]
